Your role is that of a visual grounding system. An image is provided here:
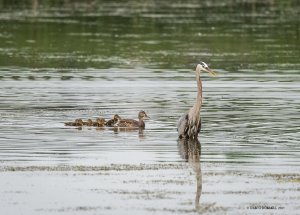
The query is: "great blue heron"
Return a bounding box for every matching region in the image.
[177,62,216,139]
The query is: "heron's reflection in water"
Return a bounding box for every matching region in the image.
[177,138,202,210]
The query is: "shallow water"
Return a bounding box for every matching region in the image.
[0,0,300,214]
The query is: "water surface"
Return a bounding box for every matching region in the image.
[0,0,299,214]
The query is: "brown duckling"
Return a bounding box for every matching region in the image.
[105,114,122,127]
[93,118,106,127]
[65,118,84,126]
[83,119,93,126]
[65,121,73,126]
[115,111,149,128]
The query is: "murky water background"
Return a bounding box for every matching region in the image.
[0,0,299,214]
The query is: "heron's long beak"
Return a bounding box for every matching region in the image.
[205,67,217,77]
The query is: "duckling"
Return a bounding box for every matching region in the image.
[115,111,149,128]
[84,119,93,126]
[93,118,106,127]
[105,114,122,127]
[65,118,84,126]
[74,119,84,126]
[64,121,73,126]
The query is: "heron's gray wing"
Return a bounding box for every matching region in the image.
[197,118,202,133]
[177,113,189,138]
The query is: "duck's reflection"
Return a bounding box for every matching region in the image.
[177,138,202,210]
[112,127,145,139]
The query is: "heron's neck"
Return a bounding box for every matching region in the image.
[193,71,202,113]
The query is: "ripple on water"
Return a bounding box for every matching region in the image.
[0,68,299,169]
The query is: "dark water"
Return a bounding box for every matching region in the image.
[0,0,300,214]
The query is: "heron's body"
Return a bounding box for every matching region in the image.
[177,62,215,139]
[177,70,202,139]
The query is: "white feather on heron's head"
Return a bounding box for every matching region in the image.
[194,61,217,76]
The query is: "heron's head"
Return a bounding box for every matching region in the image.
[195,61,217,76]
[138,110,149,120]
